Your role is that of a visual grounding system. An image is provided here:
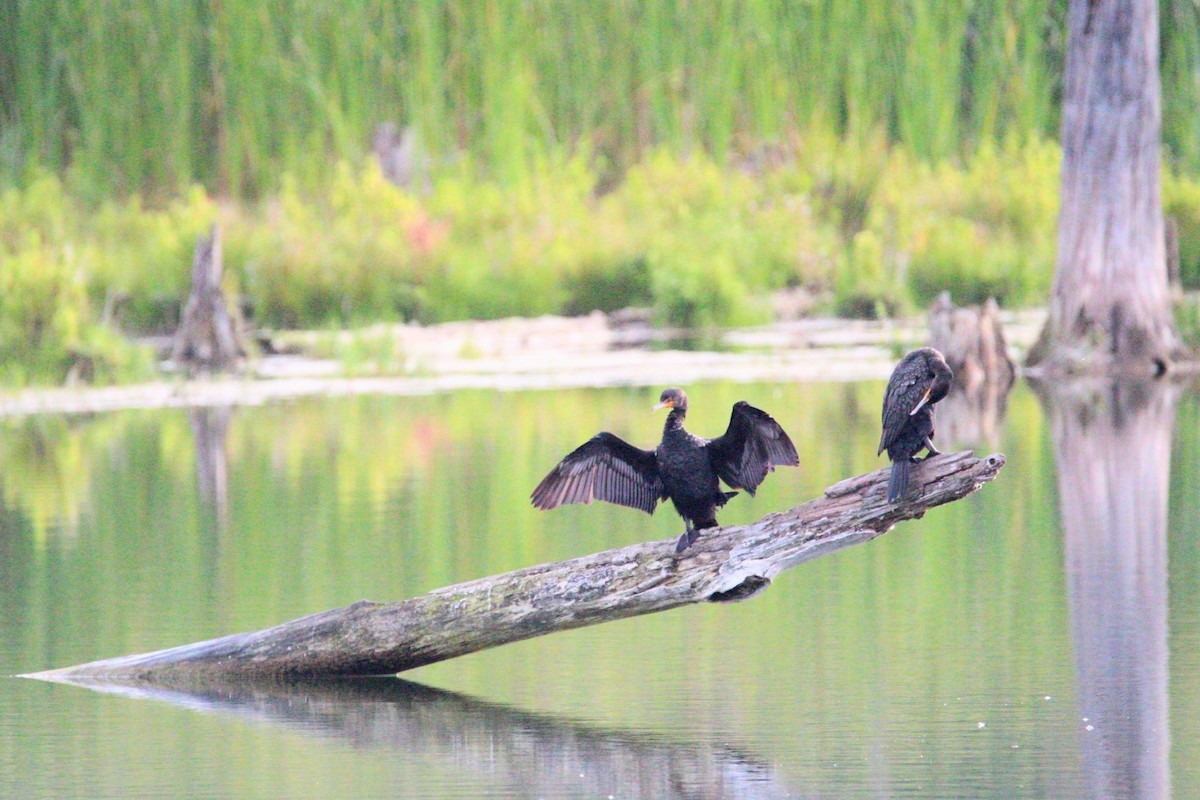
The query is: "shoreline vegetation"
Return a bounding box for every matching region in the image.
[2,2,1200,387]
[3,140,1199,387]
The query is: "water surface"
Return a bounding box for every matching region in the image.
[1,380,1198,798]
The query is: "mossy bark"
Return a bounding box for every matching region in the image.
[25,451,1004,684]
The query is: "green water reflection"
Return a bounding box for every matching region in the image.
[0,380,1198,799]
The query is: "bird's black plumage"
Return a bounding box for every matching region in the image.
[878,347,953,503]
[532,388,800,553]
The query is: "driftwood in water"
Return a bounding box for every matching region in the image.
[25,451,1004,684]
[928,292,1016,391]
[170,225,245,371]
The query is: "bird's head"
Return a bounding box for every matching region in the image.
[653,387,688,413]
[909,348,954,414]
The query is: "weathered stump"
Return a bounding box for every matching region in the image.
[24,451,1004,684]
[170,225,246,372]
[928,292,1016,392]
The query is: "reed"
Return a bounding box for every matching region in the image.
[3,0,1196,197]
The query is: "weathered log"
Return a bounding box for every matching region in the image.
[24,450,1004,683]
[170,225,246,372]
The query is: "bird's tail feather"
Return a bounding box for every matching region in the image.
[887,459,910,503]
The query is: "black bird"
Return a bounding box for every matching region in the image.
[878,347,953,503]
[531,388,799,553]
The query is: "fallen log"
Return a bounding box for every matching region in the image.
[24,450,1004,684]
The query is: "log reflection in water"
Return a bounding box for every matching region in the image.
[47,676,798,800]
[188,405,231,525]
[1038,378,1180,800]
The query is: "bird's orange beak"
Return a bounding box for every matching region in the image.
[910,386,933,416]
[653,399,674,411]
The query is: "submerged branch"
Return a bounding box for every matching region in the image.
[24,450,1004,684]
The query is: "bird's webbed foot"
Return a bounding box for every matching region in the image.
[674,524,700,554]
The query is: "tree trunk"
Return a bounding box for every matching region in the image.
[1026,0,1187,376]
[24,450,1004,684]
[170,225,246,372]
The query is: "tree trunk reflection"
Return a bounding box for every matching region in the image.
[188,405,231,527]
[1038,379,1179,800]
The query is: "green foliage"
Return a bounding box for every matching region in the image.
[835,231,901,319]
[4,0,1197,198]
[0,140,1077,384]
[1176,295,1200,352]
[0,230,152,385]
[1165,172,1200,289]
[857,138,1060,311]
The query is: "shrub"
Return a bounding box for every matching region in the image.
[0,234,151,385]
[1165,173,1200,289]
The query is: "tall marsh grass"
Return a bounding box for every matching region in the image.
[3,0,1198,196]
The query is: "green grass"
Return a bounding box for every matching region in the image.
[2,0,1197,197]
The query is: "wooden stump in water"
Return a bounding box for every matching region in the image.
[928,293,1016,392]
[170,225,245,372]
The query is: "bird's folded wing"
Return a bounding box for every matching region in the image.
[707,402,800,494]
[879,370,924,455]
[531,432,663,514]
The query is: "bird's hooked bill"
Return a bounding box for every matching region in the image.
[653,400,671,411]
[910,386,933,416]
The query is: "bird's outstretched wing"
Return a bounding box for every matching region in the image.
[706,401,799,495]
[531,432,663,514]
[878,365,931,455]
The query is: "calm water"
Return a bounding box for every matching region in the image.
[1,378,1198,799]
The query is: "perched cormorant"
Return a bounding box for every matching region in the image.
[531,388,799,553]
[878,347,953,503]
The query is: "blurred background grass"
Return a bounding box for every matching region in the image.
[1,0,1199,384]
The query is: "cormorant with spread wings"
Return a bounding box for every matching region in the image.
[532,388,799,553]
[878,347,953,503]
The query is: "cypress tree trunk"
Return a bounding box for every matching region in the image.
[1026,0,1188,375]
